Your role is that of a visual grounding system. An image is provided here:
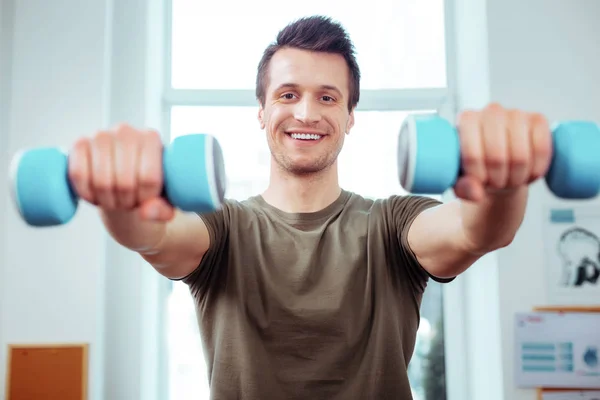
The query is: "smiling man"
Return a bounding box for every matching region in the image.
[256,43,356,212]
[73,14,553,400]
[172,15,550,399]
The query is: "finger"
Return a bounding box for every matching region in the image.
[90,131,116,209]
[68,137,96,205]
[453,175,486,202]
[481,103,509,189]
[113,125,139,209]
[457,110,487,184]
[529,113,553,182]
[137,129,164,203]
[506,109,531,187]
[138,197,176,222]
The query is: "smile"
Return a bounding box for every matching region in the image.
[287,132,324,141]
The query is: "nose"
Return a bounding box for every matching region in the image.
[294,98,322,125]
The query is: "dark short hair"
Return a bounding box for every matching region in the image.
[255,15,360,112]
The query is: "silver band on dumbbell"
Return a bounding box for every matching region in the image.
[397,116,419,193]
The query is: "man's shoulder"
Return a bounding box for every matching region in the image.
[213,194,279,222]
[215,195,262,215]
[213,191,442,225]
[343,191,441,213]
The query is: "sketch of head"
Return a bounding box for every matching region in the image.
[557,227,600,287]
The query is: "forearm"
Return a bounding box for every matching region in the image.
[99,209,167,253]
[408,188,528,278]
[101,209,211,278]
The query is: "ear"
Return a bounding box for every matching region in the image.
[258,106,265,130]
[345,109,355,135]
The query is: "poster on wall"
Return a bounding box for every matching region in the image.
[544,206,600,305]
[514,311,600,389]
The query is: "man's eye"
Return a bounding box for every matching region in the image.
[322,96,334,102]
[282,93,295,99]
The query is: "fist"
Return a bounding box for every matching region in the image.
[68,124,175,221]
[454,103,553,201]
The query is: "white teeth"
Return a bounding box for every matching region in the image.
[290,133,322,140]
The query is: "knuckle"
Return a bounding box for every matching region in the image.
[457,110,479,126]
[115,123,146,142]
[92,179,112,194]
[488,180,504,189]
[115,180,135,194]
[72,136,90,151]
[485,154,506,168]
[508,109,527,124]
[485,102,505,114]
[483,103,507,123]
[534,145,551,159]
[143,129,163,144]
[461,153,480,167]
[138,173,161,189]
[510,155,528,168]
[93,130,113,145]
[461,151,484,170]
[68,167,84,184]
[531,112,549,127]
[461,157,487,180]
[534,134,553,155]
[114,123,133,133]
[115,127,134,141]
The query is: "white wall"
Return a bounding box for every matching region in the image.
[453,1,600,400]
[0,0,167,399]
[0,1,11,395]
[1,0,108,398]
[489,1,600,399]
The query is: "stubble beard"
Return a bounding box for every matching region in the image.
[272,143,343,177]
[268,126,344,177]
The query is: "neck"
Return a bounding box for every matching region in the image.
[262,161,342,213]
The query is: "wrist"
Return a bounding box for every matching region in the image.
[100,209,167,252]
[459,187,528,253]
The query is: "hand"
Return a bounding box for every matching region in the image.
[454,103,553,202]
[68,124,175,221]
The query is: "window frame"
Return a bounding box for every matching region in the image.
[158,0,470,399]
[161,0,459,129]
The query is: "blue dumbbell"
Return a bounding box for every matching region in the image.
[10,134,227,227]
[397,114,600,199]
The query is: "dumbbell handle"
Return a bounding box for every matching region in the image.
[10,133,226,227]
[398,115,600,199]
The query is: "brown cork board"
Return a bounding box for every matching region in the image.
[5,343,88,400]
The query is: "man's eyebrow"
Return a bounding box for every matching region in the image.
[275,83,343,96]
[319,85,343,96]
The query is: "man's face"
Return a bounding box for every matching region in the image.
[258,47,355,175]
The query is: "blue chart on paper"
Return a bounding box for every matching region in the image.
[584,346,599,368]
[515,312,600,388]
[521,342,574,372]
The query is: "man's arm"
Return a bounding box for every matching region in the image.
[66,124,214,280]
[407,187,528,279]
[101,209,210,280]
[404,103,551,279]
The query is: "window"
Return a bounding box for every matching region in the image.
[164,1,453,399]
[170,0,447,90]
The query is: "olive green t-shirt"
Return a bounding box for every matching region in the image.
[178,189,450,400]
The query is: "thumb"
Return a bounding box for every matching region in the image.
[453,176,485,202]
[138,197,176,222]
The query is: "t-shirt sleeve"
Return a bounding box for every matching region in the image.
[174,202,230,299]
[391,195,455,294]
